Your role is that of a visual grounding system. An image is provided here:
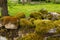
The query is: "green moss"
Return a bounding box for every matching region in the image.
[39,8,48,19]
[30,12,42,19]
[54,20,60,33]
[47,14,53,20]
[39,8,48,14]
[20,18,34,29]
[29,18,36,24]
[17,33,44,40]
[14,12,26,19]
[34,20,55,34]
[47,36,60,40]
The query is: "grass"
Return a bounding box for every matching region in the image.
[8,3,60,17]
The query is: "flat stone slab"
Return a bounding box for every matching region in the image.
[0,36,7,40]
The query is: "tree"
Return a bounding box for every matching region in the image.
[28,0,31,4]
[0,0,9,16]
[22,0,25,5]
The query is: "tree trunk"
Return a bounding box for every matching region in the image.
[1,0,9,16]
[28,0,31,4]
[22,0,25,5]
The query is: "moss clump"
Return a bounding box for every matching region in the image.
[20,18,34,30]
[1,16,19,25]
[39,8,48,14]
[39,9,48,19]
[30,12,42,19]
[34,19,55,34]
[47,36,60,40]
[14,12,26,19]
[1,16,11,25]
[47,14,53,20]
[29,18,36,24]
[17,33,44,40]
[1,16,19,29]
[54,20,60,33]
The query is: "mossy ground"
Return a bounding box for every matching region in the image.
[8,3,60,17]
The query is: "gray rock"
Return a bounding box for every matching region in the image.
[0,36,7,40]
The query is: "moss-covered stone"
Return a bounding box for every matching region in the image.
[29,18,36,24]
[14,12,26,19]
[47,36,60,40]
[30,12,42,19]
[39,9,48,19]
[39,8,48,14]
[34,19,55,34]
[54,20,60,33]
[20,18,34,30]
[1,16,19,29]
[17,33,44,40]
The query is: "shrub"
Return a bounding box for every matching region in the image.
[30,12,42,19]
[17,33,44,40]
[14,12,26,19]
[34,19,55,34]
